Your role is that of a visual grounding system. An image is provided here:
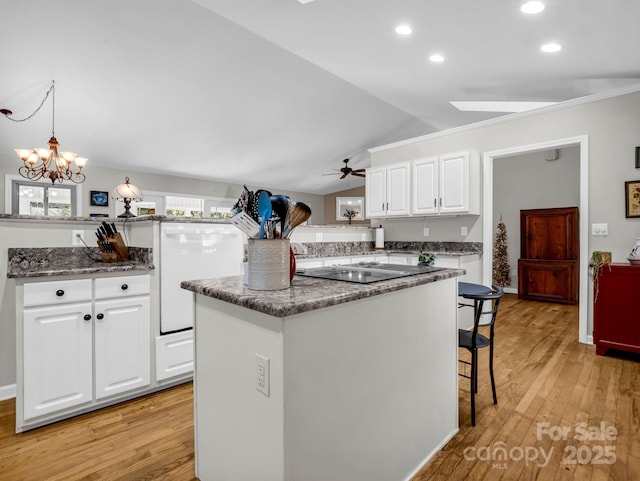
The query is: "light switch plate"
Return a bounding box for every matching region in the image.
[592,223,608,236]
[423,227,429,237]
[461,226,468,236]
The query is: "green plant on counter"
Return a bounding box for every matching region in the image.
[418,252,436,266]
[590,250,611,302]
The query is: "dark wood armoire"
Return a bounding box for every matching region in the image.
[517,207,579,304]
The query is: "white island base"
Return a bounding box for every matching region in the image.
[192,276,459,481]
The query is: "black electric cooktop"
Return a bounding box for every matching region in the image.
[295,262,445,284]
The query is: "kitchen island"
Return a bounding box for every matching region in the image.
[181,267,463,481]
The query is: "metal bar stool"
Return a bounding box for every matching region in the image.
[457,282,504,426]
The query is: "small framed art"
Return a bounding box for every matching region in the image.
[625,180,640,218]
[90,191,109,207]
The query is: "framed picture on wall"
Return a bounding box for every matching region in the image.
[336,197,364,222]
[625,180,640,218]
[90,191,109,207]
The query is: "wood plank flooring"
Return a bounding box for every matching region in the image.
[0,294,638,480]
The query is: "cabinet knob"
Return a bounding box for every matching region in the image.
[97,313,104,320]
[121,283,128,291]
[83,314,91,321]
[56,289,65,297]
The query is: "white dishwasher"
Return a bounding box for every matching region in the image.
[157,222,244,381]
[160,222,244,333]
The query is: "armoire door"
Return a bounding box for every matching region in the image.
[518,207,579,304]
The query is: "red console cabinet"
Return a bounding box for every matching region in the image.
[593,263,640,355]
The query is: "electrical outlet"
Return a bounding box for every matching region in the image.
[256,353,270,397]
[423,227,429,237]
[461,226,468,236]
[72,230,84,246]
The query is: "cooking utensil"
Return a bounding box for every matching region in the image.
[269,194,290,236]
[257,190,272,239]
[230,212,260,238]
[284,201,311,238]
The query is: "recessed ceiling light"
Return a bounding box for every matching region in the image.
[395,25,412,35]
[297,0,315,4]
[540,42,562,53]
[521,1,545,14]
[429,54,444,63]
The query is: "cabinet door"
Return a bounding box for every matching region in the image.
[520,208,579,260]
[94,296,150,399]
[439,151,469,214]
[23,302,93,420]
[365,167,387,217]
[412,157,439,214]
[517,259,577,304]
[386,162,410,216]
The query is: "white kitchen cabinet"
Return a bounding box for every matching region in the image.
[324,256,352,266]
[94,296,150,399]
[156,330,194,381]
[412,151,472,215]
[23,294,93,420]
[296,259,323,269]
[365,162,410,218]
[94,276,150,399]
[18,274,151,430]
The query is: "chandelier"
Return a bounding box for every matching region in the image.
[1,80,88,184]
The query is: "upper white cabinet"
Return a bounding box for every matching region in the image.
[365,162,410,217]
[412,151,472,215]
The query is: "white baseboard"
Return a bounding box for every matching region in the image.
[0,384,16,401]
[503,287,517,295]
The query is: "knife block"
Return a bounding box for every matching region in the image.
[97,232,129,263]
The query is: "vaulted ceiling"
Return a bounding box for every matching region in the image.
[1,0,639,194]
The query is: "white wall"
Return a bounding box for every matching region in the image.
[369,86,640,341]
[493,146,580,289]
[0,154,324,223]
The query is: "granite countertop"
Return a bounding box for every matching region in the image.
[181,267,464,317]
[291,241,483,259]
[7,247,154,278]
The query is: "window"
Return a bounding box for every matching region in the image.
[165,195,204,217]
[12,180,77,217]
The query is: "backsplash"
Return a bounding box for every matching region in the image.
[385,241,483,254]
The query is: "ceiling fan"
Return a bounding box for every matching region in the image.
[324,159,366,179]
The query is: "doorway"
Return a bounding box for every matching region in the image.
[482,135,589,343]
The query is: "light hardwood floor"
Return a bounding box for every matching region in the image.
[0,294,638,481]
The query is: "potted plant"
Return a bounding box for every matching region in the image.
[590,250,611,301]
[418,252,436,266]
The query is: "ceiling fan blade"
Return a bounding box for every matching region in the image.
[352,169,366,173]
[352,172,366,177]
[339,173,348,179]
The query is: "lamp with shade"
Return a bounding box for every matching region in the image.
[112,177,143,218]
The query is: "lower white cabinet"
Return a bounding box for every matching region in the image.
[94,296,150,399]
[155,330,194,381]
[23,300,93,420]
[18,274,151,430]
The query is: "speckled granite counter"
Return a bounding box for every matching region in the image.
[181,267,463,317]
[7,247,154,278]
[291,241,482,259]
